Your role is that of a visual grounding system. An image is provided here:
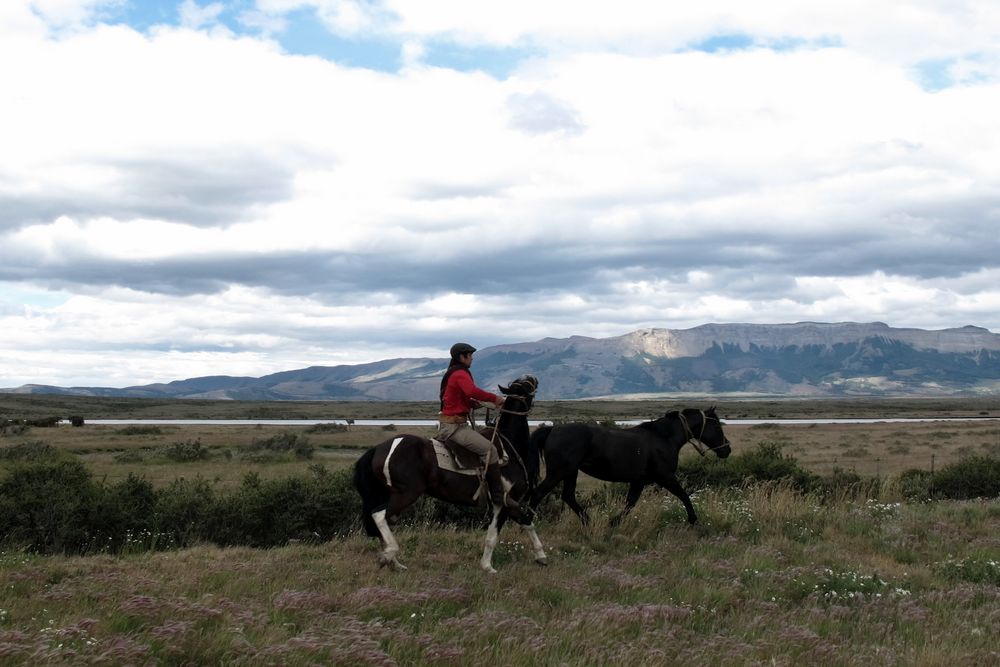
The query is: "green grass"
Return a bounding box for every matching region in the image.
[1,486,999,665]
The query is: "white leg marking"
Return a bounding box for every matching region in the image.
[373,509,406,571]
[521,523,548,565]
[480,506,502,574]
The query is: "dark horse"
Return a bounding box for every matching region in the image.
[529,407,731,526]
[353,375,546,573]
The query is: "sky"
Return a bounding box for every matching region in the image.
[1,1,1000,388]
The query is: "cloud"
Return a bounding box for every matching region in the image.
[1,1,1000,387]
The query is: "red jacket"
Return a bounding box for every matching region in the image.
[440,368,498,417]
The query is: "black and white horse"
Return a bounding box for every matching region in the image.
[353,375,546,573]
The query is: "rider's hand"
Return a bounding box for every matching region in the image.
[495,396,505,408]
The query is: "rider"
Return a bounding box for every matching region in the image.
[438,342,522,513]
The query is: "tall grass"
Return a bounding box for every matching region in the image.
[2,481,999,665]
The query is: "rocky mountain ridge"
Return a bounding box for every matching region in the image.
[5,322,1000,400]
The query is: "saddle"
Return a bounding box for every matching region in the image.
[432,438,483,475]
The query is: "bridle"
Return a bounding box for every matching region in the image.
[677,409,729,457]
[485,376,537,473]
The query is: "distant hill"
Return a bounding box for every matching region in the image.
[6,322,1000,400]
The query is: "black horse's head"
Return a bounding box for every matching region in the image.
[499,374,538,412]
[677,406,731,458]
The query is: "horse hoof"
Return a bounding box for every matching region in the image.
[535,557,548,567]
[482,565,498,574]
[393,560,408,572]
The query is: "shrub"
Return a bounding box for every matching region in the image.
[896,468,935,500]
[0,441,60,462]
[305,423,348,433]
[0,460,99,553]
[115,426,163,436]
[87,475,160,552]
[929,455,1000,500]
[25,416,61,427]
[157,439,209,462]
[153,477,218,547]
[214,465,358,546]
[679,441,818,492]
[247,432,314,459]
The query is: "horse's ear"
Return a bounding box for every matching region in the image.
[498,384,510,394]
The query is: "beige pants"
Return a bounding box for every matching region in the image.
[437,422,498,466]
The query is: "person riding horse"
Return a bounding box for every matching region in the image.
[438,342,522,514]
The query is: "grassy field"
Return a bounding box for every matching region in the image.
[2,395,1000,664]
[1,486,998,664]
[2,417,999,487]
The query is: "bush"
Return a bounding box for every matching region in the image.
[214,465,358,546]
[157,439,209,462]
[153,477,218,547]
[679,441,818,492]
[305,423,348,433]
[115,426,163,436]
[928,455,1000,500]
[0,460,363,554]
[897,468,935,500]
[0,441,60,462]
[25,416,61,427]
[247,432,314,459]
[0,460,99,553]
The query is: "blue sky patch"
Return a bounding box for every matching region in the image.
[273,7,401,71]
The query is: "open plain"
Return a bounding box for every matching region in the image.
[2,396,999,664]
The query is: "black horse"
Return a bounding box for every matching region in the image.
[353,375,546,573]
[529,407,731,526]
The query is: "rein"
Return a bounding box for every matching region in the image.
[485,379,536,476]
[678,410,726,457]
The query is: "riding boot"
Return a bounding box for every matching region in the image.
[485,463,521,513]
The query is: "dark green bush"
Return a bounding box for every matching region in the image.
[25,416,61,427]
[897,468,935,500]
[248,432,314,459]
[679,441,818,492]
[0,441,60,462]
[928,455,1000,500]
[305,423,348,433]
[214,465,358,546]
[157,439,209,462]
[0,460,98,553]
[0,460,360,554]
[153,476,218,547]
[115,425,163,436]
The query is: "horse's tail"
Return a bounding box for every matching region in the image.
[353,447,388,538]
[528,425,553,485]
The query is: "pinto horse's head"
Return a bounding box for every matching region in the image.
[498,374,538,411]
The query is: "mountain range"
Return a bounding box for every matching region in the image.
[5,322,1000,400]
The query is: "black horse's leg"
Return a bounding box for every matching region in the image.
[530,473,563,511]
[658,474,698,524]
[560,473,590,525]
[609,482,645,527]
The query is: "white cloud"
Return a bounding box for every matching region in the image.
[2,2,1000,387]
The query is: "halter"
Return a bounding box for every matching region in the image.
[677,410,728,457]
[485,377,537,474]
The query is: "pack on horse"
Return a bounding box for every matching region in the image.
[353,375,547,573]
[529,407,731,526]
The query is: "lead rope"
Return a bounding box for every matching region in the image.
[679,410,710,456]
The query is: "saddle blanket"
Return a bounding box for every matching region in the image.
[431,438,482,476]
